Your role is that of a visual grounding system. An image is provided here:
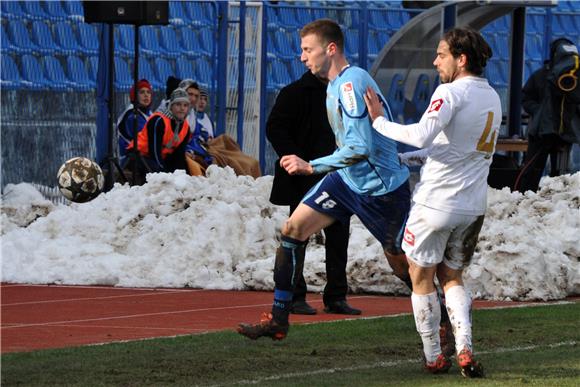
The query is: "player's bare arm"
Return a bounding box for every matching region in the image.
[363,86,385,122]
[280,155,314,175]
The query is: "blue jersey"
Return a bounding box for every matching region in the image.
[310,66,409,195]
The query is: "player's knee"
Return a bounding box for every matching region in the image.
[281,218,308,240]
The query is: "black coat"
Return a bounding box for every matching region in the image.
[266,71,337,205]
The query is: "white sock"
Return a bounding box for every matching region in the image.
[411,291,441,363]
[445,285,472,353]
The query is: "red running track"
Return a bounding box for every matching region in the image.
[0,283,543,353]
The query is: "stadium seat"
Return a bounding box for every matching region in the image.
[266,7,281,31]
[62,0,84,22]
[159,26,183,59]
[87,56,99,83]
[77,23,99,56]
[525,34,543,61]
[154,58,174,89]
[169,1,187,25]
[199,28,214,57]
[31,20,59,55]
[21,1,51,21]
[43,56,72,91]
[140,26,165,58]
[21,54,51,90]
[386,9,410,29]
[176,56,195,80]
[290,59,305,80]
[43,0,68,21]
[7,20,40,54]
[54,21,82,55]
[195,57,213,88]
[116,25,136,58]
[295,7,313,26]
[1,55,22,90]
[66,56,94,91]
[408,73,430,123]
[1,1,26,20]
[526,12,545,34]
[114,56,133,91]
[183,1,211,27]
[1,24,17,54]
[386,73,405,123]
[278,7,299,29]
[271,60,291,89]
[369,10,391,32]
[137,57,161,90]
[273,30,296,60]
[552,13,579,36]
[345,30,359,61]
[179,26,203,59]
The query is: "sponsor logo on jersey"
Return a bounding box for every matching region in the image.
[428,98,443,113]
[341,82,357,113]
[403,227,415,246]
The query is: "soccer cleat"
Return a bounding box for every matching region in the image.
[237,312,289,341]
[424,353,452,374]
[439,319,456,358]
[457,348,484,378]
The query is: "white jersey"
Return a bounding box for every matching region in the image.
[373,76,502,215]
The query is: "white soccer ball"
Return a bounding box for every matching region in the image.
[57,157,104,203]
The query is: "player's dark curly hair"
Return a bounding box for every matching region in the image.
[443,27,492,76]
[300,19,344,52]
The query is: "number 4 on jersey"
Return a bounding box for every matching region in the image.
[476,111,497,155]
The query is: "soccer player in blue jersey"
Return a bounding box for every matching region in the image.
[238,19,423,341]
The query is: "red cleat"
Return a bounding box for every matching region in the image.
[457,348,484,378]
[237,312,289,341]
[424,353,452,374]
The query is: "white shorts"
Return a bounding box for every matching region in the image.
[402,204,484,270]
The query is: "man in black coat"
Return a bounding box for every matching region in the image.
[266,70,361,315]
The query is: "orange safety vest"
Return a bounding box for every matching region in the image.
[127,112,190,158]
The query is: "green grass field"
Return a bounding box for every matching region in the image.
[2,302,579,386]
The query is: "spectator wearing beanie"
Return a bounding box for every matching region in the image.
[196,87,214,139]
[116,79,153,162]
[127,88,194,180]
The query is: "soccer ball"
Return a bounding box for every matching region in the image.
[57,157,104,203]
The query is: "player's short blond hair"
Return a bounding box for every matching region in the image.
[300,19,344,52]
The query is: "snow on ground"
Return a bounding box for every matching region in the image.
[1,166,578,301]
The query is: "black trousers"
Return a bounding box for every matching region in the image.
[514,134,571,193]
[289,203,350,306]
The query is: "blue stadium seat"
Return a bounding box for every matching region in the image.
[154,58,174,89]
[140,26,165,58]
[87,56,99,83]
[408,74,430,123]
[273,30,296,60]
[54,21,82,55]
[199,28,214,57]
[183,1,211,27]
[195,57,213,88]
[271,60,291,89]
[386,9,409,30]
[1,55,21,90]
[169,1,187,25]
[1,24,17,54]
[22,1,51,21]
[77,23,99,56]
[66,56,94,91]
[345,30,359,61]
[179,27,203,59]
[295,7,313,26]
[552,13,579,36]
[43,0,68,21]
[278,7,299,29]
[176,56,195,80]
[1,1,26,20]
[132,57,159,90]
[159,26,182,59]
[31,20,59,55]
[369,10,391,32]
[62,0,84,22]
[266,7,281,31]
[43,56,72,91]
[114,57,133,91]
[526,12,545,34]
[21,54,51,90]
[525,34,543,61]
[386,73,405,123]
[8,20,40,54]
[289,59,305,80]
[116,25,136,57]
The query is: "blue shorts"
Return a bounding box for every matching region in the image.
[302,172,410,254]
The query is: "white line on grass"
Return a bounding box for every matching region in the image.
[206,341,578,386]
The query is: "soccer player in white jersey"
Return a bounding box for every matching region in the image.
[364,27,501,378]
